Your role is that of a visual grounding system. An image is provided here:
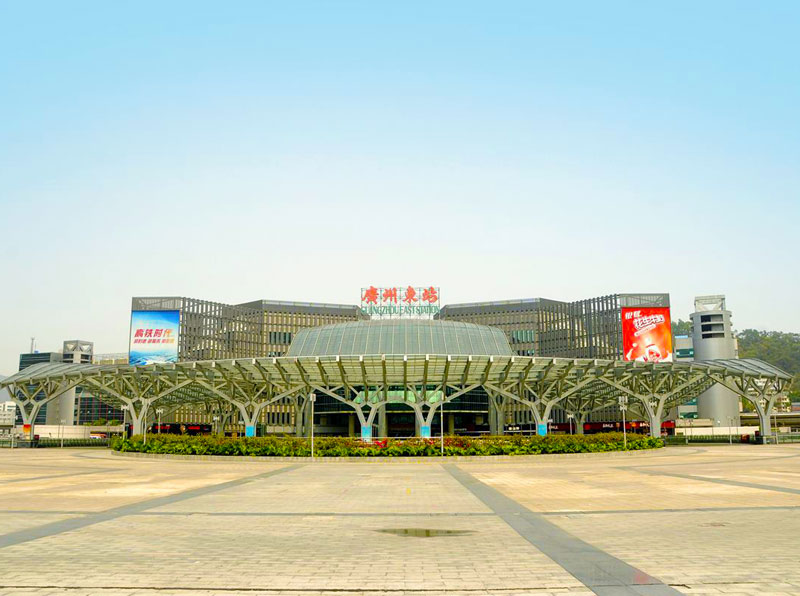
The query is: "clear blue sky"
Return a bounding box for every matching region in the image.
[1,1,798,374]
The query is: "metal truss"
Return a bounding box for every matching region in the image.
[1,356,791,439]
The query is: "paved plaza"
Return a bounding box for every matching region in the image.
[1,445,799,596]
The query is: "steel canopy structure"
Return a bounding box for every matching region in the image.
[1,356,791,440]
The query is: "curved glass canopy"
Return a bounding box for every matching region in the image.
[287,319,514,357]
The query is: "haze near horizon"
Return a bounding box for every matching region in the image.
[1,1,798,375]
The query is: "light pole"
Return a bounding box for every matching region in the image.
[728,416,733,445]
[440,401,445,457]
[547,418,553,435]
[649,400,659,439]
[60,419,66,448]
[567,413,574,435]
[309,393,316,459]
[120,404,129,438]
[774,410,780,445]
[156,408,164,434]
[618,396,628,450]
[212,415,220,435]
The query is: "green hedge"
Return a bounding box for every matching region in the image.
[110,432,662,457]
[36,438,110,448]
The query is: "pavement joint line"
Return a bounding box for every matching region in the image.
[130,511,499,517]
[0,587,675,593]
[443,463,684,596]
[0,510,89,515]
[0,463,305,550]
[4,505,790,517]
[0,467,120,484]
[0,510,499,516]
[539,505,800,516]
[626,467,800,495]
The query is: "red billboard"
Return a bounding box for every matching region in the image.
[621,307,673,362]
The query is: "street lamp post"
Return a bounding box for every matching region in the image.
[618,396,628,450]
[60,419,66,448]
[567,413,574,435]
[774,410,780,445]
[212,415,220,435]
[440,401,445,457]
[120,404,129,438]
[728,416,733,445]
[156,408,164,434]
[309,393,316,459]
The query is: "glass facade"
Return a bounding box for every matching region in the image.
[436,294,670,360]
[437,293,671,424]
[131,297,367,361]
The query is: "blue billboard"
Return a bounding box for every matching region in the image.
[129,310,180,365]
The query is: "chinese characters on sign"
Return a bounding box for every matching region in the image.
[621,307,673,363]
[360,286,440,317]
[131,328,175,344]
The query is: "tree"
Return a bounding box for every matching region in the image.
[736,329,800,402]
[671,319,692,337]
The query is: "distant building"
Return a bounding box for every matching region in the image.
[15,350,63,425]
[0,401,16,434]
[13,341,118,426]
[690,296,740,427]
[672,335,697,419]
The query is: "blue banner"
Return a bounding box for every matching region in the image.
[129,310,180,365]
[420,425,431,438]
[361,426,372,441]
[537,423,548,436]
[245,425,256,437]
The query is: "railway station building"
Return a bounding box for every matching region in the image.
[1,292,792,442]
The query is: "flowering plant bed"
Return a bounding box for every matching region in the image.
[110,432,662,457]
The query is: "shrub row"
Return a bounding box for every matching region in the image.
[110,432,662,457]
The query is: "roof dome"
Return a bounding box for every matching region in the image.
[287,319,513,357]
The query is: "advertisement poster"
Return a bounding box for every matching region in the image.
[129,310,180,365]
[621,307,673,363]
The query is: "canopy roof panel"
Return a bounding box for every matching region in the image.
[1,357,790,391]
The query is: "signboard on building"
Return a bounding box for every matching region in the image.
[621,307,673,363]
[129,310,180,365]
[360,286,440,317]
